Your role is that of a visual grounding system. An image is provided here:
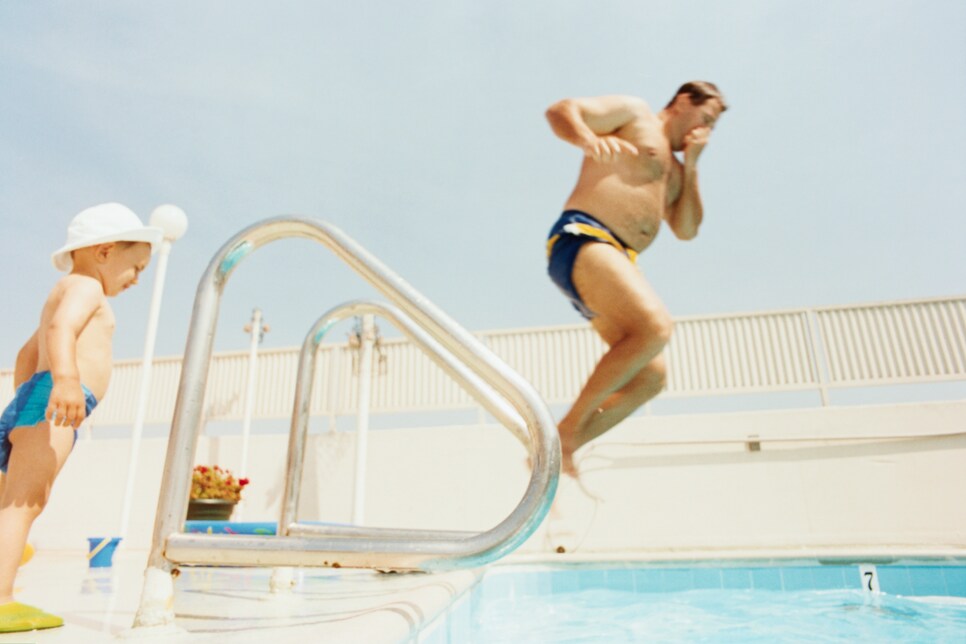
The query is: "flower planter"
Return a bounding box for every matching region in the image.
[187,499,237,521]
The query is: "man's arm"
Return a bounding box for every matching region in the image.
[45,277,103,427]
[666,126,711,240]
[545,95,645,162]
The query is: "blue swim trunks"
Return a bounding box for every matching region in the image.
[546,210,639,319]
[0,371,97,473]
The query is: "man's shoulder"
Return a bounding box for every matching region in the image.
[593,94,651,115]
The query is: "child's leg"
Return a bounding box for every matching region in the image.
[0,422,74,604]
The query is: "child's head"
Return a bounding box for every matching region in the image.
[52,203,164,295]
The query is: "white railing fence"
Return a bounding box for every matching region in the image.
[815,298,966,385]
[1,296,963,428]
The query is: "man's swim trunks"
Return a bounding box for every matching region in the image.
[0,371,97,473]
[546,210,639,320]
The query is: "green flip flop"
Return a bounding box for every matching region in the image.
[0,602,64,633]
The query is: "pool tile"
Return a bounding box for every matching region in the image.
[534,571,553,597]
[578,567,608,591]
[605,568,635,592]
[662,568,695,592]
[550,569,580,594]
[750,567,783,591]
[633,569,664,592]
[690,567,723,590]
[513,570,545,597]
[780,567,815,591]
[420,621,447,644]
[909,566,949,596]
[721,568,753,589]
[482,573,515,602]
[811,565,848,590]
[444,596,472,643]
[469,588,485,624]
[876,566,913,596]
[942,566,966,597]
[480,563,966,606]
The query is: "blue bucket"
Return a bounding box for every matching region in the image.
[87,537,122,568]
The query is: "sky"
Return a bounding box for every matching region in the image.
[1,1,965,366]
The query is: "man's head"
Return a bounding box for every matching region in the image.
[663,81,727,151]
[665,81,728,112]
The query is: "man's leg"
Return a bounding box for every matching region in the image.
[557,242,672,474]
[573,354,666,451]
[0,423,73,605]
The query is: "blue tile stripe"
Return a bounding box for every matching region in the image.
[481,564,966,598]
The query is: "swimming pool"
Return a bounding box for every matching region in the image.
[419,560,966,643]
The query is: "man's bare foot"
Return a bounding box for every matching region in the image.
[558,423,582,478]
[561,449,579,478]
[526,450,578,477]
[559,428,580,478]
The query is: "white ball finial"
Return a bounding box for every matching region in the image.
[149,204,188,241]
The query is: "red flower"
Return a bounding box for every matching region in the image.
[190,464,250,502]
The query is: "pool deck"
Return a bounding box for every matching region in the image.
[1,549,480,643]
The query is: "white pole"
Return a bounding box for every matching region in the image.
[118,205,187,540]
[237,307,265,520]
[351,314,375,525]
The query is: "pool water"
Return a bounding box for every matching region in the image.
[473,588,965,642]
[422,563,966,643]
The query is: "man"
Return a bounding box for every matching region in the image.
[545,81,727,476]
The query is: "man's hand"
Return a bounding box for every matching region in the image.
[47,378,87,428]
[584,135,639,163]
[682,126,711,165]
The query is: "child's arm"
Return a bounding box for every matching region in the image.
[45,277,104,428]
[14,331,39,388]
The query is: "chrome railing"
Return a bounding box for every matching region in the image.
[133,217,559,628]
[278,299,531,534]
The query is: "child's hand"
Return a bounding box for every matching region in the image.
[47,379,87,428]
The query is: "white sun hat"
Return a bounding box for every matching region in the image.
[52,203,164,272]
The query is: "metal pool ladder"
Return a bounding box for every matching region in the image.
[133,217,560,628]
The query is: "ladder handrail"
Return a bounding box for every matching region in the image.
[280,299,535,531]
[135,217,559,627]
